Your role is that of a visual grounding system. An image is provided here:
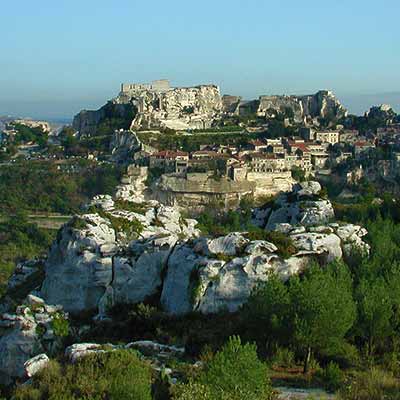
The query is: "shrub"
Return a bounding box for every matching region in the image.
[51,313,69,337]
[271,347,295,369]
[317,361,344,392]
[245,229,296,259]
[114,199,147,215]
[69,216,87,230]
[175,336,272,400]
[172,382,213,400]
[338,368,400,400]
[12,350,152,400]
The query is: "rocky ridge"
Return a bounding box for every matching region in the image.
[34,180,368,318]
[0,295,68,384]
[0,180,370,385]
[72,84,348,136]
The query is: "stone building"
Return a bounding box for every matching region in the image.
[121,79,171,94]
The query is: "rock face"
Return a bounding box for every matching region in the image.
[161,219,369,315]
[130,85,223,130]
[3,179,369,330]
[73,84,222,135]
[154,173,255,211]
[257,90,347,123]
[110,130,142,162]
[252,181,335,230]
[0,297,67,385]
[73,101,136,137]
[40,194,200,315]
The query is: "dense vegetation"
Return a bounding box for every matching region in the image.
[12,350,153,400]
[0,214,54,297]
[0,160,123,214]
[11,123,48,147]
[0,160,123,297]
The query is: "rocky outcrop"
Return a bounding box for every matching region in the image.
[161,220,369,315]
[3,179,369,326]
[73,84,223,135]
[13,119,51,133]
[0,296,68,385]
[365,104,397,125]
[40,195,199,316]
[154,173,255,211]
[72,101,136,137]
[110,130,142,162]
[114,165,149,203]
[130,85,223,130]
[253,181,335,230]
[257,90,347,124]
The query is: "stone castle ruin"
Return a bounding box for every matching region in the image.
[73,79,347,135]
[120,79,171,95]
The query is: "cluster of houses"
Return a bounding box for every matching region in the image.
[142,126,380,182]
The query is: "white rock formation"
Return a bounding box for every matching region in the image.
[40,193,199,315]
[0,298,67,385]
[24,354,50,378]
[253,181,334,230]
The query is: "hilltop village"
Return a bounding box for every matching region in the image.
[2,80,400,398]
[2,80,400,210]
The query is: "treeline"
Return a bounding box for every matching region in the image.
[0,214,55,297]
[0,161,124,214]
[11,123,48,147]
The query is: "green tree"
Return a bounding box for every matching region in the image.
[174,336,272,400]
[13,350,152,400]
[242,274,291,354]
[289,261,356,373]
[355,278,393,355]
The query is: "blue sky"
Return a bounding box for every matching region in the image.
[1,0,399,119]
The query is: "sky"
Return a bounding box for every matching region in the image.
[1,0,399,120]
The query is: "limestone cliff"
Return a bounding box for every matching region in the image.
[257,90,348,123]
[154,173,255,210]
[72,101,137,137]
[129,84,223,130]
[72,84,347,135]
[34,181,368,317]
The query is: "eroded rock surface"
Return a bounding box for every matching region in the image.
[0,297,67,385]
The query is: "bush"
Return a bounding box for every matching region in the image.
[51,313,69,337]
[12,350,153,400]
[317,361,344,392]
[338,368,400,400]
[174,336,272,400]
[271,347,295,369]
[245,229,296,259]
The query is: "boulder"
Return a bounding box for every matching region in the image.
[0,298,67,385]
[24,354,50,378]
[291,232,342,262]
[206,233,249,256]
[127,340,184,358]
[65,343,115,363]
[41,214,116,313]
[295,181,322,197]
